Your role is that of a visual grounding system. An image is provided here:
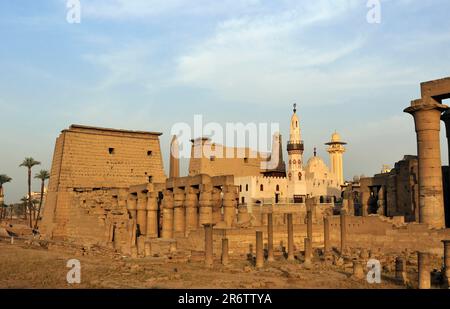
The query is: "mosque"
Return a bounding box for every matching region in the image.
[184,105,347,209]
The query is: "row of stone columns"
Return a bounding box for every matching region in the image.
[126,191,159,239]
[161,185,238,239]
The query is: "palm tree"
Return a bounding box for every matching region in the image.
[34,170,50,229]
[0,174,12,220]
[19,158,41,227]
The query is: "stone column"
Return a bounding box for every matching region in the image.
[307,209,313,245]
[223,186,237,227]
[173,188,186,235]
[287,213,294,261]
[417,252,431,289]
[222,237,229,266]
[126,194,137,220]
[360,191,369,217]
[304,238,312,266]
[212,187,223,224]
[136,192,148,236]
[441,111,450,168]
[323,216,330,254]
[405,99,448,229]
[162,190,174,239]
[256,230,264,268]
[377,186,385,216]
[199,184,213,226]
[146,191,158,238]
[340,210,347,253]
[267,213,274,262]
[185,187,199,232]
[204,223,214,268]
[443,240,450,285]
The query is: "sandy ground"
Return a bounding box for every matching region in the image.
[0,238,408,289]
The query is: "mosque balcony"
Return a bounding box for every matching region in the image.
[287,141,304,151]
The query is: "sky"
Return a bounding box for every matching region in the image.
[1,0,450,204]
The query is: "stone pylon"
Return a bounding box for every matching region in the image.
[169,135,180,179]
[405,98,448,229]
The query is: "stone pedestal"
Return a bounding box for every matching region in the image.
[204,224,214,268]
[304,238,312,266]
[256,231,264,268]
[340,210,347,253]
[405,99,448,229]
[267,213,274,262]
[146,192,159,238]
[418,252,431,289]
[162,191,174,239]
[287,213,294,261]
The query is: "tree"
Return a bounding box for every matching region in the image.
[0,174,12,220]
[19,158,41,227]
[34,170,50,229]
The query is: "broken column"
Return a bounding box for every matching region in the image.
[323,216,330,254]
[417,252,431,289]
[352,260,365,280]
[307,209,313,248]
[136,192,148,236]
[146,191,158,238]
[304,238,312,266]
[267,212,274,262]
[405,98,448,229]
[204,223,214,268]
[173,188,186,235]
[222,237,229,266]
[184,187,199,232]
[161,190,174,239]
[340,209,347,254]
[222,186,237,227]
[395,256,407,283]
[287,213,294,261]
[443,240,450,286]
[199,184,213,226]
[256,230,264,268]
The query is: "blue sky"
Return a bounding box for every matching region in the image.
[1,0,450,203]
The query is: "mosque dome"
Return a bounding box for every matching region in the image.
[331,132,341,143]
[305,155,329,175]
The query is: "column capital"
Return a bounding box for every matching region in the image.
[404,98,448,115]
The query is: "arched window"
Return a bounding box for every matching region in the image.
[293,159,296,165]
[276,185,280,191]
[239,185,242,192]
[298,172,302,181]
[296,121,298,128]
[260,184,264,191]
[288,173,292,181]
[246,184,248,191]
